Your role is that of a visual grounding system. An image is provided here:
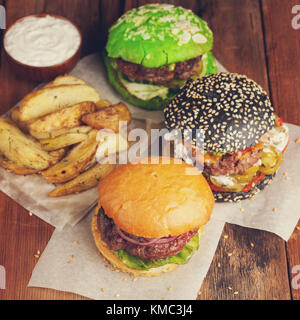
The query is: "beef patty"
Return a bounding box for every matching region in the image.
[97,208,198,261]
[115,56,201,84]
[204,147,263,176]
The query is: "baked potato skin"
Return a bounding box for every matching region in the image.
[49,163,116,197]
[82,103,131,132]
[0,118,58,170]
[29,101,96,133]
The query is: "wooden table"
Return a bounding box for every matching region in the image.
[0,0,299,300]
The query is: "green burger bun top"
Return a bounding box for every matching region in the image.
[106,3,213,68]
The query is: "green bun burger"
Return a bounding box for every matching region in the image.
[104,3,217,110]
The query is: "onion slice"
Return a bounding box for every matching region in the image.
[116,226,180,247]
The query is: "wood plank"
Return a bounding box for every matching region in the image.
[262,0,300,300]
[0,190,90,300]
[99,0,124,48]
[196,0,291,300]
[0,0,100,300]
[0,0,102,115]
[0,0,294,300]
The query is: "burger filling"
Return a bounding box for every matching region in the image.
[107,52,215,102]
[98,208,200,270]
[191,117,289,193]
[115,56,202,85]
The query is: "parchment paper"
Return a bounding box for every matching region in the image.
[26,54,300,299]
[28,211,225,300]
[1,53,204,230]
[0,54,226,229]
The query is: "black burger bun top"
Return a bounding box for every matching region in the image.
[164,72,276,153]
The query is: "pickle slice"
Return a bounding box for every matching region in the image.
[260,146,282,175]
[233,165,260,184]
[260,152,283,175]
[210,176,246,192]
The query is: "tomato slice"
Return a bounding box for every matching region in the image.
[241,172,265,192]
[282,137,289,153]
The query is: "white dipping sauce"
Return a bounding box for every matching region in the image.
[4,15,81,67]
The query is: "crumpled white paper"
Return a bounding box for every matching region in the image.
[28,211,225,300]
[5,53,300,299]
[0,53,196,230]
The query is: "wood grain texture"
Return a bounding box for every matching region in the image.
[0,0,298,300]
[262,0,300,300]
[197,0,291,300]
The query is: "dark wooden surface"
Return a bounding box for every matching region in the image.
[0,0,299,300]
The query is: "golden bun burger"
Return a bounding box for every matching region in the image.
[92,157,214,277]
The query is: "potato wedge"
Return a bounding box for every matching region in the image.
[49,148,67,162]
[49,163,115,197]
[19,84,100,122]
[41,130,99,183]
[95,99,112,109]
[0,118,57,170]
[40,133,88,151]
[0,155,40,175]
[28,101,96,133]
[30,125,92,140]
[96,131,129,160]
[44,75,86,88]
[11,107,34,132]
[82,103,131,132]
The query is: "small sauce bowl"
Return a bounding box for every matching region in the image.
[3,14,82,82]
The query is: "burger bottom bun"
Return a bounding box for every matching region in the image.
[91,212,178,277]
[213,173,276,203]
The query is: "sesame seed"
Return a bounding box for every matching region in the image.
[28,212,33,216]
[296,226,300,231]
[164,72,274,153]
[224,234,228,239]
[168,286,173,291]
[233,291,239,295]
[250,242,254,247]
[101,288,105,292]
[295,138,300,144]
[228,253,233,257]
[272,207,277,212]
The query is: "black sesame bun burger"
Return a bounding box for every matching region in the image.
[104,3,217,110]
[164,73,289,202]
[91,157,214,277]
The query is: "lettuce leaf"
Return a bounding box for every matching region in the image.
[112,233,199,270]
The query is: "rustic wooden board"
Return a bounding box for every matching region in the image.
[196,0,291,300]
[0,0,297,300]
[262,0,300,300]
